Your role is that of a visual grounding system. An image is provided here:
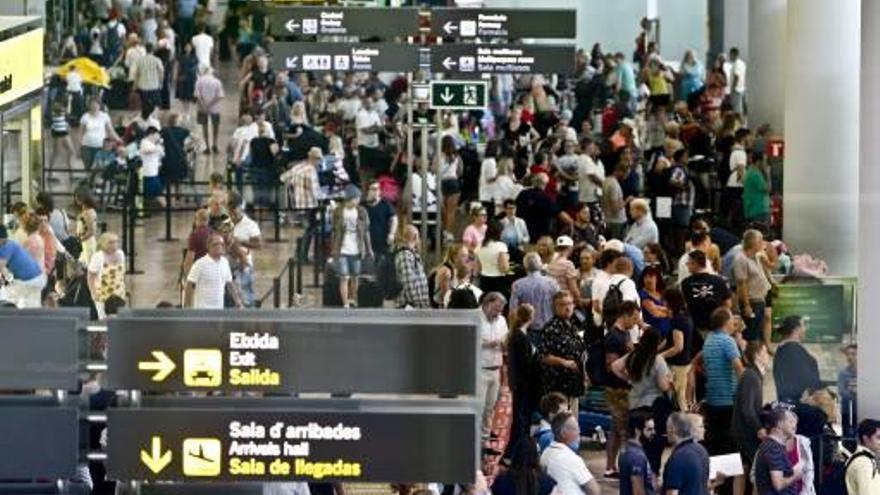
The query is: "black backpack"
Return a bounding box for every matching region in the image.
[818,450,875,495]
[602,280,625,325]
[377,248,404,300]
[447,284,479,309]
[584,324,607,387]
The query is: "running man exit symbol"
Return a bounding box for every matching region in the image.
[464,85,478,106]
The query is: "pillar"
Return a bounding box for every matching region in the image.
[747,0,786,131]
[859,0,879,420]
[783,0,859,276]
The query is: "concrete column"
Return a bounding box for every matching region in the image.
[723,0,749,61]
[783,0,859,276]
[859,0,879,420]
[747,0,786,131]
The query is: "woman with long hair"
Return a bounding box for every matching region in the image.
[476,220,510,297]
[612,326,672,475]
[503,304,538,463]
[491,438,555,495]
[428,243,469,309]
[639,266,671,338]
[437,135,463,242]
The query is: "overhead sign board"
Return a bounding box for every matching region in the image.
[0,28,44,107]
[107,314,478,395]
[107,405,477,483]
[273,42,420,73]
[430,80,488,110]
[430,8,576,39]
[0,407,78,478]
[270,6,420,37]
[0,316,79,390]
[431,44,574,75]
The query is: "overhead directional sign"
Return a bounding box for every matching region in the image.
[0,316,79,390]
[430,80,488,110]
[270,6,420,38]
[107,403,477,483]
[430,8,576,39]
[273,42,420,73]
[107,313,478,395]
[431,44,574,75]
[0,406,78,478]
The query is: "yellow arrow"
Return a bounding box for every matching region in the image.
[140,436,172,474]
[138,351,176,382]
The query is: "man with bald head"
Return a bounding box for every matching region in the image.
[394,225,430,308]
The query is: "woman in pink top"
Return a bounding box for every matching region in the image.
[461,206,488,254]
[21,213,46,275]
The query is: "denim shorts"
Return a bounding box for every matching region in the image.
[337,255,362,278]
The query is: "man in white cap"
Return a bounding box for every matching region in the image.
[546,235,580,298]
[194,64,224,153]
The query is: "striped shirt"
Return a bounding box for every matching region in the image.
[703,330,741,407]
[281,162,320,210]
[131,54,164,91]
[51,114,69,134]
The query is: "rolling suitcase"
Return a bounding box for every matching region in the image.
[322,262,342,307]
[357,277,384,308]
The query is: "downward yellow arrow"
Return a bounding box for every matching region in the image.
[140,436,172,474]
[138,351,176,382]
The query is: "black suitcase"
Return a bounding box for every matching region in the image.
[357,277,384,308]
[322,263,342,307]
[104,79,131,110]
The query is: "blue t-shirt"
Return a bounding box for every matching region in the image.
[703,330,741,406]
[534,421,553,453]
[177,0,198,18]
[662,439,710,495]
[616,62,638,98]
[0,240,42,281]
[619,440,655,495]
[754,439,798,495]
[639,289,671,337]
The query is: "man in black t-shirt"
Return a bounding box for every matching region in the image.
[515,173,573,241]
[680,250,732,333]
[363,180,397,261]
[602,300,639,479]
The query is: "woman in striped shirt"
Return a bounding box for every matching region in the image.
[49,100,74,169]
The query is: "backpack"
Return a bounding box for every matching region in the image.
[602,279,625,325]
[447,284,479,309]
[584,333,607,387]
[817,450,874,495]
[377,248,404,300]
[103,23,122,64]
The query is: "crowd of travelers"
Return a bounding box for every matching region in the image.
[0,2,875,495]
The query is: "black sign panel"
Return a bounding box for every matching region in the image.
[0,407,78,478]
[431,44,574,75]
[431,8,576,39]
[272,42,420,73]
[0,316,79,390]
[107,314,478,395]
[107,406,477,483]
[270,6,420,37]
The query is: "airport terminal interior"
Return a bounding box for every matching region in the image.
[1,0,879,494]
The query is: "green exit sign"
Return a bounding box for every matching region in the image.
[429,81,488,110]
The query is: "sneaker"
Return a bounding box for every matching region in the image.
[603,470,620,480]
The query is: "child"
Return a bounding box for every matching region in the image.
[49,100,74,170]
[207,172,229,222]
[533,391,570,453]
[92,138,118,187]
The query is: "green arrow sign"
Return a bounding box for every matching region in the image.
[429,81,488,110]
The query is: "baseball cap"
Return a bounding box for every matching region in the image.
[603,239,625,253]
[556,235,574,248]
